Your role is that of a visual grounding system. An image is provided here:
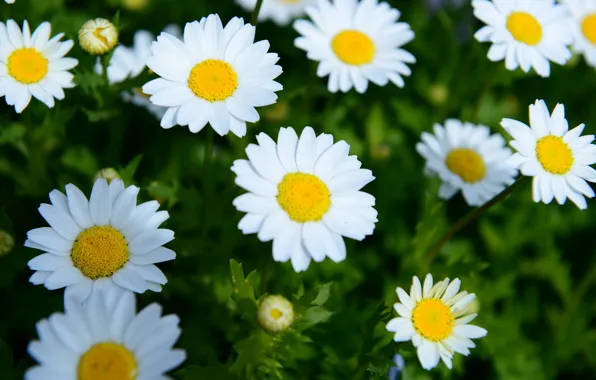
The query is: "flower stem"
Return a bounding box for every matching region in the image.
[425,176,530,265]
[251,0,264,26]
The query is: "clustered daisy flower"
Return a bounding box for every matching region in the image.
[258,294,295,333]
[236,0,317,26]
[563,0,596,68]
[294,0,416,93]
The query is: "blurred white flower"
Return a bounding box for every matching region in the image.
[236,0,317,26]
[562,0,596,67]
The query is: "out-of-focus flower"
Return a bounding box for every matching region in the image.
[79,18,119,55]
[563,0,596,68]
[123,0,150,11]
[236,0,317,26]
[387,353,405,380]
[0,230,14,255]
[94,168,120,183]
[258,294,295,333]
[5,0,16,4]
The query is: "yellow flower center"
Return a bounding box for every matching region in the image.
[78,342,137,380]
[277,173,331,223]
[331,30,375,66]
[270,308,283,320]
[506,12,542,45]
[445,148,486,183]
[7,48,49,84]
[581,14,596,45]
[535,135,574,175]
[412,299,454,342]
[71,226,129,279]
[187,59,238,102]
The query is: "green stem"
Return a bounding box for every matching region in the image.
[425,176,530,265]
[201,128,215,241]
[251,0,264,26]
[100,54,110,86]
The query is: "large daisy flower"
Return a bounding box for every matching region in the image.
[232,126,377,272]
[472,0,573,77]
[293,0,416,93]
[563,0,596,67]
[386,274,487,371]
[501,99,596,210]
[236,0,317,26]
[142,14,283,137]
[0,19,78,113]
[416,119,518,207]
[26,178,176,303]
[25,288,185,380]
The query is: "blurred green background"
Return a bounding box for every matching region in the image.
[1,0,596,379]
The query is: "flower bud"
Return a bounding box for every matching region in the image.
[257,294,294,333]
[0,230,14,255]
[123,0,150,11]
[94,168,120,183]
[79,18,119,55]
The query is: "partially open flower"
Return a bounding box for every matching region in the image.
[79,18,119,55]
[258,294,294,333]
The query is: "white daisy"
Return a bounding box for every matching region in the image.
[142,14,283,137]
[562,0,596,67]
[26,178,176,303]
[232,126,377,272]
[236,0,317,26]
[5,0,16,4]
[293,0,416,93]
[416,119,518,207]
[258,294,295,333]
[0,19,78,113]
[386,274,487,371]
[25,288,186,380]
[501,99,596,210]
[472,0,573,77]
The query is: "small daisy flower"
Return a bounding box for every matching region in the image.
[501,99,596,210]
[563,0,596,67]
[472,0,573,77]
[258,294,295,333]
[232,126,377,272]
[386,274,487,371]
[143,14,283,137]
[26,178,176,303]
[25,289,186,380]
[0,20,78,113]
[416,119,518,207]
[293,0,416,93]
[236,0,317,26]
[79,18,119,55]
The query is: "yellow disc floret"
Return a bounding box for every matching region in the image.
[535,135,574,175]
[277,173,331,223]
[506,12,542,45]
[331,30,375,66]
[412,299,454,342]
[71,226,129,279]
[445,148,486,183]
[187,59,238,102]
[7,48,48,84]
[78,342,137,380]
[582,14,596,45]
[270,308,283,320]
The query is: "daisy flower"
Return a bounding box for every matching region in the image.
[293,0,416,93]
[26,178,176,303]
[501,99,596,209]
[5,0,16,4]
[0,20,78,113]
[416,119,518,207]
[386,274,487,370]
[142,14,283,137]
[563,0,596,67]
[25,288,185,380]
[78,18,119,55]
[232,126,377,272]
[236,0,317,26]
[472,0,573,77]
[258,294,295,333]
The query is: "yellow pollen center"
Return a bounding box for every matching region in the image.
[71,226,129,279]
[187,59,238,102]
[270,308,283,320]
[412,299,454,342]
[581,14,596,45]
[506,12,542,45]
[445,148,486,183]
[78,342,137,380]
[7,48,49,84]
[331,30,375,66]
[277,173,331,223]
[535,135,574,175]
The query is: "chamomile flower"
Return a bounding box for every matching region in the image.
[293,0,416,93]
[232,126,377,272]
[562,0,596,67]
[236,0,317,26]
[416,120,518,206]
[258,294,295,333]
[26,178,176,303]
[386,274,487,370]
[472,0,573,77]
[78,18,118,55]
[25,289,185,380]
[0,20,78,113]
[143,14,283,137]
[501,99,596,209]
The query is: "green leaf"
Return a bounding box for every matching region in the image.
[61,146,99,176]
[295,306,333,331]
[118,155,143,184]
[312,282,333,306]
